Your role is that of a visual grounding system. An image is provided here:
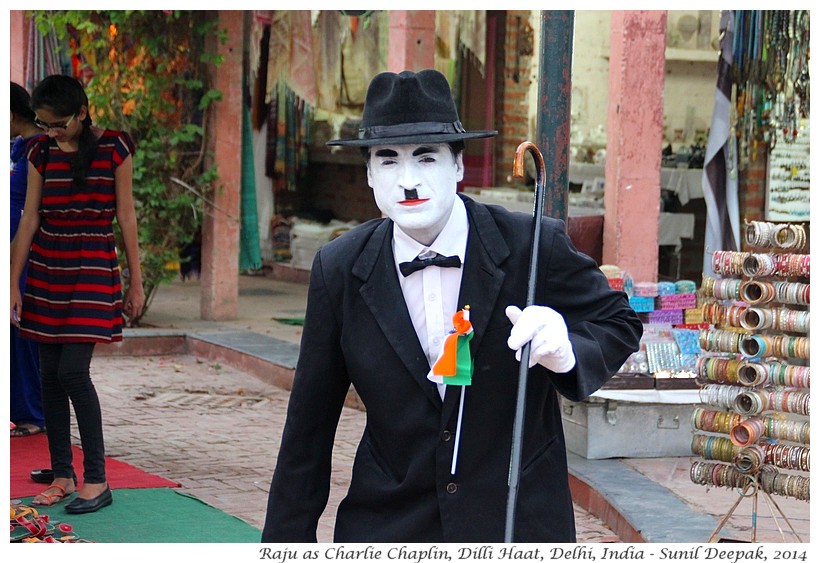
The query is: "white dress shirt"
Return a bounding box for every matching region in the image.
[393,197,468,400]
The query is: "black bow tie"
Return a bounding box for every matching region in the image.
[399,254,462,277]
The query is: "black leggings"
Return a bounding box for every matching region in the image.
[38,342,106,484]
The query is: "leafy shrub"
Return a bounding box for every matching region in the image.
[33,10,224,325]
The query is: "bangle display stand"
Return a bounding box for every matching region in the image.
[693,220,809,542]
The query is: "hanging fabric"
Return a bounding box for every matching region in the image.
[314,10,344,111]
[240,104,263,273]
[730,10,809,168]
[288,10,318,107]
[25,15,69,90]
[249,10,272,104]
[702,10,741,276]
[266,81,314,193]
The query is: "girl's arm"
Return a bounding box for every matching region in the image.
[114,154,146,320]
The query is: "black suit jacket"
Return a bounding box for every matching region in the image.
[262,195,642,542]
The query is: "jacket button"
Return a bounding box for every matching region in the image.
[441,430,452,442]
[446,482,458,494]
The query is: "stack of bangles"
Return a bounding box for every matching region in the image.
[712,250,810,279]
[691,434,811,471]
[736,306,810,333]
[691,408,810,444]
[745,221,807,251]
[702,277,811,306]
[736,360,809,388]
[758,467,810,501]
[744,253,810,278]
[698,384,745,409]
[695,357,810,388]
[689,461,752,490]
[738,279,810,306]
[701,276,741,300]
[691,434,740,462]
[696,357,742,384]
[729,416,765,446]
[698,329,749,354]
[733,444,766,474]
[761,415,811,444]
[712,251,750,276]
[691,407,742,434]
[691,462,810,501]
[762,442,810,472]
[737,333,810,360]
[733,388,810,416]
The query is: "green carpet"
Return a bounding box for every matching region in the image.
[18,488,261,543]
[274,317,305,325]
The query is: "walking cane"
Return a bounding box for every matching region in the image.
[504,141,547,543]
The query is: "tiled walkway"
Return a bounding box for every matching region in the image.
[85,275,809,544]
[89,353,620,542]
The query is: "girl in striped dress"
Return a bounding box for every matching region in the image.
[10,74,145,514]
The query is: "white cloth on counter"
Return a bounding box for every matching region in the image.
[590,388,701,404]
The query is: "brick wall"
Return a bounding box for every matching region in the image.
[303,151,380,224]
[739,143,769,232]
[493,10,535,187]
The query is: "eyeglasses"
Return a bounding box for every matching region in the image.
[34,114,76,131]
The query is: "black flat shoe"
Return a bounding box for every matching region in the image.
[30,468,54,484]
[64,486,113,514]
[30,469,78,486]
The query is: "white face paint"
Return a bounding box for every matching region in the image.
[367,143,464,246]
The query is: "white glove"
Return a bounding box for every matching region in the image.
[506,305,576,373]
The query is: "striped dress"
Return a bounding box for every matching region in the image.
[20,130,136,344]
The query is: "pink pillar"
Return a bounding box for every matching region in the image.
[602,11,666,283]
[201,11,243,321]
[10,11,28,84]
[387,11,436,72]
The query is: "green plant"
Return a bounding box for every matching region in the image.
[32,10,225,326]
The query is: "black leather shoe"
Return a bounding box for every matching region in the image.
[65,486,113,514]
[30,469,78,486]
[30,468,54,484]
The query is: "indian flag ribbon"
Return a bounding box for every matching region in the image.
[427,307,474,386]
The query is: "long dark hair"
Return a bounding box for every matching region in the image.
[10,81,36,122]
[30,74,98,186]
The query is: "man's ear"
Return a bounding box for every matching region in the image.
[454,152,465,183]
[366,163,374,189]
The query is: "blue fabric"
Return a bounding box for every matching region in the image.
[10,135,44,428]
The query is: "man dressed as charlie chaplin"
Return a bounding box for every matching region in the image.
[262,69,642,543]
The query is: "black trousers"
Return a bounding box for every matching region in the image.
[38,342,106,484]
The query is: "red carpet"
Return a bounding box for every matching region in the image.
[10,433,179,498]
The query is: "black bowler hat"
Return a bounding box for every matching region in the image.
[327,69,497,147]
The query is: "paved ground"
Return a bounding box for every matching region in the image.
[88,353,621,543]
[49,274,809,544]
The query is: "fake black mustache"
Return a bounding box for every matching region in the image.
[404,189,419,200]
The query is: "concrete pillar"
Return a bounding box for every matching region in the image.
[10,11,28,85]
[602,11,666,282]
[201,10,243,321]
[387,11,435,72]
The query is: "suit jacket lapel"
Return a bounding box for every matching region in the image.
[442,195,510,423]
[354,220,442,407]
[354,198,511,418]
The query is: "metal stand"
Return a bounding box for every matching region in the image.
[708,477,804,543]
